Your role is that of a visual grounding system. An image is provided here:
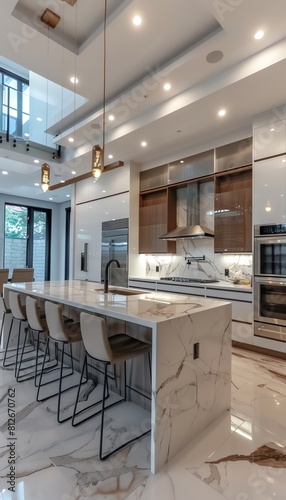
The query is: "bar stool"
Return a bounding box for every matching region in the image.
[2,292,34,374]
[0,296,10,354]
[0,269,9,296]
[0,270,10,353]
[72,312,151,461]
[36,301,87,423]
[16,296,49,384]
[11,268,34,283]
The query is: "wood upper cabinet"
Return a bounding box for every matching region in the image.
[139,188,176,253]
[214,169,252,253]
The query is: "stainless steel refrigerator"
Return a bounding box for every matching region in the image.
[101,218,128,287]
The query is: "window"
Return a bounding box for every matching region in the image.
[0,68,29,138]
[4,204,51,280]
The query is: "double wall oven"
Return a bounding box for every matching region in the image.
[254,223,286,342]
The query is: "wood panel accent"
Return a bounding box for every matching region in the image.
[139,188,176,253]
[215,169,252,253]
[49,161,124,190]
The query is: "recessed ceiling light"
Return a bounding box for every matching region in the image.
[218,109,226,117]
[61,180,65,183]
[34,159,39,164]
[49,197,53,200]
[70,76,78,84]
[271,128,275,132]
[141,141,147,147]
[2,171,8,175]
[71,170,76,175]
[103,190,106,193]
[24,133,29,137]
[36,117,42,122]
[108,154,113,159]
[164,83,171,91]
[66,194,70,198]
[282,159,286,163]
[254,30,264,40]
[180,160,184,164]
[133,15,142,26]
[108,114,115,121]
[68,137,74,143]
[34,182,39,186]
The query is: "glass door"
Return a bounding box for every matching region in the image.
[4,204,51,281]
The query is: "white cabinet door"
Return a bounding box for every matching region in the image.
[253,156,286,224]
[254,120,286,161]
[74,203,90,281]
[74,193,130,282]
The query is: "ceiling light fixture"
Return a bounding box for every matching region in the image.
[164,83,171,91]
[70,76,78,84]
[141,141,147,147]
[218,109,226,117]
[2,171,8,175]
[41,163,50,192]
[68,137,74,142]
[108,114,115,121]
[133,15,142,26]
[92,145,103,179]
[37,117,42,122]
[108,154,113,159]
[34,159,39,164]
[41,8,61,29]
[254,30,264,40]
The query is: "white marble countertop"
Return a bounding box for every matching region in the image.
[129,276,252,292]
[4,280,230,329]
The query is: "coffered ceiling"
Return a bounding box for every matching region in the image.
[0,0,285,202]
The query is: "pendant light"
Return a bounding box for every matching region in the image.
[91,0,107,181]
[92,145,103,179]
[41,163,50,192]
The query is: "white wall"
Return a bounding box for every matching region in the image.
[0,193,69,280]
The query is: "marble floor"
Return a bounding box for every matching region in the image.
[1,347,286,499]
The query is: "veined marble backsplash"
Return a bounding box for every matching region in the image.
[145,238,252,283]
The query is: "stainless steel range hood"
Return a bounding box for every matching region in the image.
[159,224,214,240]
[159,182,214,240]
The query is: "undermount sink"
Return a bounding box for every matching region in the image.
[108,288,145,296]
[94,287,145,296]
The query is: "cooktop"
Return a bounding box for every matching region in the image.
[160,277,219,284]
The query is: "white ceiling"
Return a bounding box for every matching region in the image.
[0,0,286,202]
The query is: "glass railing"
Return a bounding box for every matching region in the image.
[0,83,58,150]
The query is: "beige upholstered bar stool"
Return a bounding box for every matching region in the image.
[72,312,151,461]
[11,268,34,283]
[0,269,9,296]
[36,301,86,423]
[0,296,10,356]
[16,296,49,384]
[0,270,10,351]
[2,292,33,375]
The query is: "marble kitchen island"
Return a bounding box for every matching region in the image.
[4,280,231,474]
